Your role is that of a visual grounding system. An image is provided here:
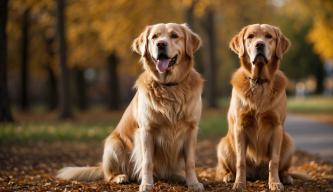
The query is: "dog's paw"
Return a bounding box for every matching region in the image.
[188,182,204,192]
[139,183,154,192]
[269,182,284,191]
[281,175,293,185]
[223,172,235,183]
[216,172,235,183]
[111,174,129,184]
[232,181,246,191]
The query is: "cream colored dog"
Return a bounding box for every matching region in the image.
[57,23,204,192]
[216,24,294,191]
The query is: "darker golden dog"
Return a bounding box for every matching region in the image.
[57,23,204,192]
[216,24,294,191]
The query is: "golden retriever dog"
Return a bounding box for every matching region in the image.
[216,24,294,191]
[57,23,204,192]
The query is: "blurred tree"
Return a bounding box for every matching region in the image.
[203,7,218,108]
[74,67,86,110]
[281,22,324,94]
[56,0,72,119]
[280,0,327,94]
[182,0,205,81]
[20,8,30,111]
[11,0,328,112]
[306,0,333,62]
[8,0,58,110]
[184,0,198,27]
[107,52,119,110]
[0,0,14,122]
[44,35,58,110]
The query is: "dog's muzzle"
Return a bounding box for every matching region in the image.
[152,51,178,74]
[253,42,268,64]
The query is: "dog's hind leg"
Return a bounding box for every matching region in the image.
[216,136,235,183]
[103,133,132,183]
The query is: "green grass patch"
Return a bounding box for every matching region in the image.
[287,96,333,114]
[0,121,116,144]
[0,110,228,143]
[199,115,227,139]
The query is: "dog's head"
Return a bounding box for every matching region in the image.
[230,24,290,84]
[132,23,201,84]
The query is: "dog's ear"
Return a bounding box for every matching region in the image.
[229,26,247,57]
[132,26,151,56]
[181,23,202,58]
[274,27,290,59]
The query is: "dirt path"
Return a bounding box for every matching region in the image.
[0,140,332,191]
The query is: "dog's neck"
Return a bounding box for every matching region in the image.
[246,77,269,85]
[160,82,179,87]
[239,56,282,89]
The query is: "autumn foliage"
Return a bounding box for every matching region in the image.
[2,0,333,118]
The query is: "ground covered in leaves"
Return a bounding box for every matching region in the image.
[0,139,332,192]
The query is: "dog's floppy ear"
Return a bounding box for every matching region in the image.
[132,25,151,56]
[181,23,202,58]
[274,26,290,59]
[229,26,247,57]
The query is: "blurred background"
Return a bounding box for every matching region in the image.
[1,1,333,191]
[0,0,333,140]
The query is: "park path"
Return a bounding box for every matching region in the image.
[285,114,333,162]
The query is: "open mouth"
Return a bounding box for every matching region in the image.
[152,54,178,73]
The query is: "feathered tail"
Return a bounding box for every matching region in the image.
[290,172,312,180]
[57,165,103,181]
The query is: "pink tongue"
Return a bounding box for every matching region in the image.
[156,59,170,73]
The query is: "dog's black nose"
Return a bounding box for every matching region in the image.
[157,41,167,49]
[256,42,265,50]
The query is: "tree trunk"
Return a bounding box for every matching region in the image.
[314,62,325,94]
[184,0,204,76]
[0,0,13,122]
[185,0,197,28]
[74,68,87,110]
[44,36,57,111]
[107,52,119,110]
[20,9,30,111]
[56,0,72,119]
[203,7,218,108]
[45,64,57,110]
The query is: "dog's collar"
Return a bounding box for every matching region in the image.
[160,82,179,87]
[157,69,191,87]
[246,77,268,85]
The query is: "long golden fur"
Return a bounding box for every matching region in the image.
[216,24,294,191]
[57,23,204,192]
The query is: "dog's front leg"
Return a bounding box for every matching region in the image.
[184,127,204,192]
[139,129,154,192]
[233,126,247,191]
[269,125,284,191]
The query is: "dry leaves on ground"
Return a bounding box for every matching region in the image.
[0,140,332,192]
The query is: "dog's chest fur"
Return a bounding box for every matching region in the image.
[132,70,203,178]
[232,69,287,163]
[232,69,287,112]
[135,70,203,125]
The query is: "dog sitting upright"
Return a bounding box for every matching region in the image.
[57,23,204,192]
[216,24,294,191]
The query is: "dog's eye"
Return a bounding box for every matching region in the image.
[170,33,179,39]
[265,34,272,39]
[152,34,158,39]
[247,34,254,39]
